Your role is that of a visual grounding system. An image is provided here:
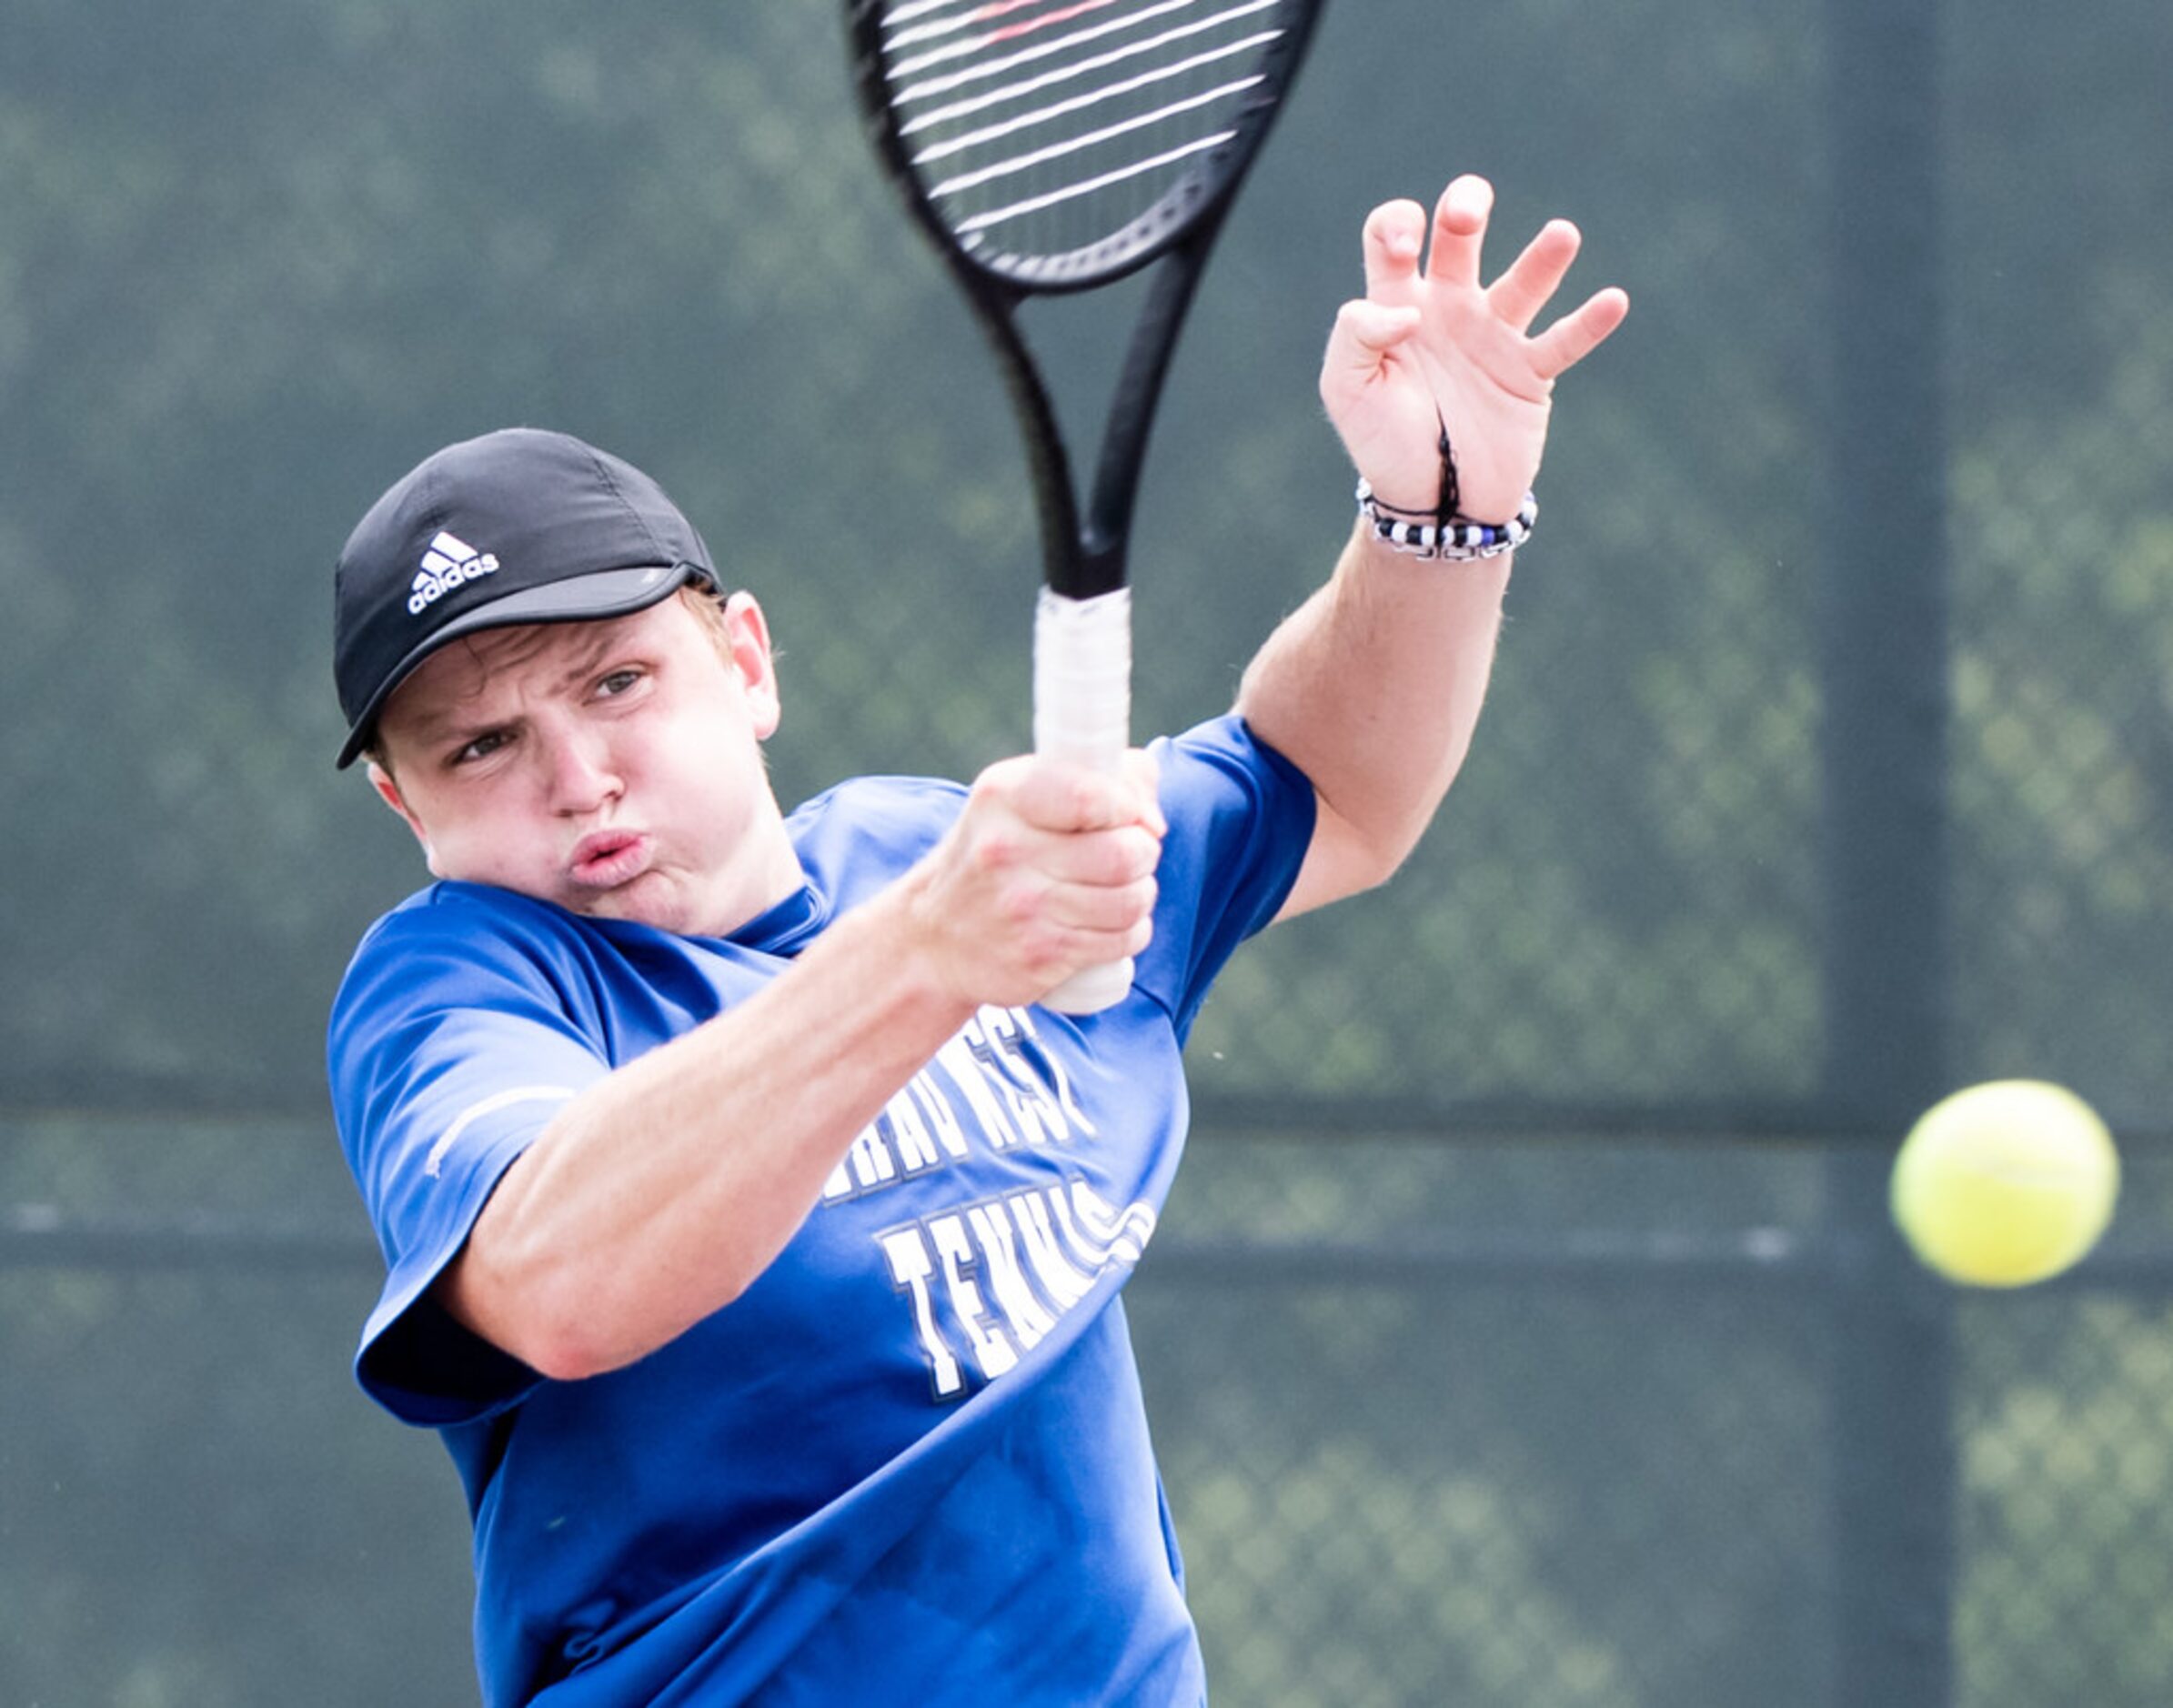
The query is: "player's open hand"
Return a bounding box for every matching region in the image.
[902,750,1164,1010]
[1320,175,1628,527]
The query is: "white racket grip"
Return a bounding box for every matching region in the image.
[1033,587,1134,1014]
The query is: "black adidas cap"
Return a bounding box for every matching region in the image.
[333,427,719,769]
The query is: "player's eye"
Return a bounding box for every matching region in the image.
[449,728,512,767]
[596,668,644,698]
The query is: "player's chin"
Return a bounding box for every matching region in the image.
[562,870,686,934]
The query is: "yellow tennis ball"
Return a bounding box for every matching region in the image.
[1891,1080,2120,1287]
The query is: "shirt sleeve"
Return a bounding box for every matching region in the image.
[1133,713,1317,1038]
[328,888,616,1427]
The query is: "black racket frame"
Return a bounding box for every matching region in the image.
[845,0,1327,600]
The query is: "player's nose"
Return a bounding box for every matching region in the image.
[542,727,623,816]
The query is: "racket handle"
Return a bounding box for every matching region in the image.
[1033,587,1134,1015]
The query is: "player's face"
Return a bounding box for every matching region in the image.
[369,591,802,938]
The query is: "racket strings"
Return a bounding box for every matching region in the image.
[875,0,1297,261]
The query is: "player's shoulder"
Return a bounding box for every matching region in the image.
[772,773,969,907]
[788,772,968,854]
[344,880,593,987]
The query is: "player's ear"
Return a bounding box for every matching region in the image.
[367,760,443,874]
[720,591,781,739]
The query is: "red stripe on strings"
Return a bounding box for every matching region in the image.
[986,0,1128,47]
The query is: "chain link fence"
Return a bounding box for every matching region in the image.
[5,0,2172,1701]
[7,1128,2172,1704]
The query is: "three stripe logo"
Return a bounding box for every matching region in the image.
[407,530,501,616]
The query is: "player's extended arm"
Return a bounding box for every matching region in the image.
[1237,175,1628,919]
[438,754,1163,1381]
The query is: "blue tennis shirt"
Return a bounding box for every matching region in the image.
[330,715,1313,1706]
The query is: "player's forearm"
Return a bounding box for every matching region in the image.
[1236,522,1509,913]
[441,878,979,1380]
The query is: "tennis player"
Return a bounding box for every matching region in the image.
[329,176,1625,1705]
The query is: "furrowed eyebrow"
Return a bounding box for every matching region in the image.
[553,623,649,690]
[390,617,658,752]
[392,704,495,750]
[400,688,518,747]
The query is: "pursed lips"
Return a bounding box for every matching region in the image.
[568,829,653,889]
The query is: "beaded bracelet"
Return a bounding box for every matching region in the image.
[1357,478,1537,562]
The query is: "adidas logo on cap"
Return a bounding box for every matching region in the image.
[407,530,501,616]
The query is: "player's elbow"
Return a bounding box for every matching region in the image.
[438,1245,640,1383]
[503,1306,629,1384]
[1277,799,1424,919]
[447,1238,766,1382]
[1332,838,1418,906]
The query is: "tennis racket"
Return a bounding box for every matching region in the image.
[845,0,1327,1012]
